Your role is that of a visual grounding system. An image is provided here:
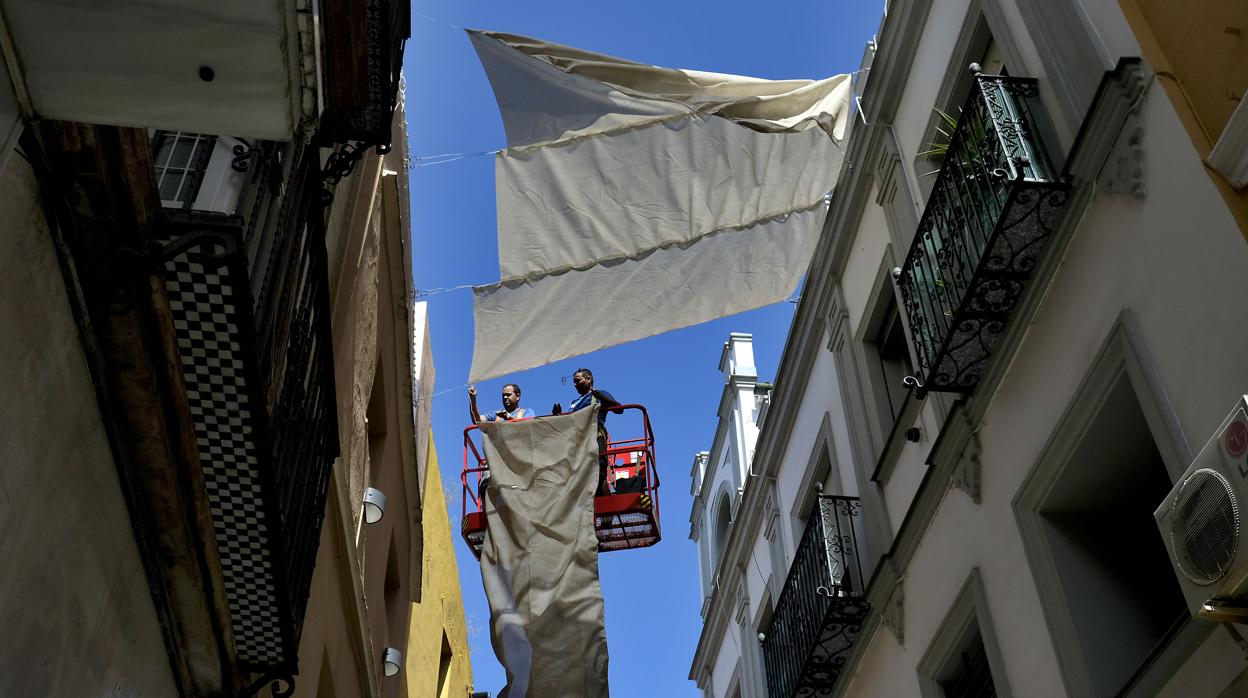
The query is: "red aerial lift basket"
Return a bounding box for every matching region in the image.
[460,404,661,559]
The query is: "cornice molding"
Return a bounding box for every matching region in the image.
[858,0,937,127]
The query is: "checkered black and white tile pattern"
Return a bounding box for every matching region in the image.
[164,247,287,666]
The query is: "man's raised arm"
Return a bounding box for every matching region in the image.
[468,385,483,424]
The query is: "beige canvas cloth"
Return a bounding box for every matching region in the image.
[478,406,610,697]
[467,30,851,382]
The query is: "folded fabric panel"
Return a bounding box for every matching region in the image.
[496,114,841,280]
[469,206,823,383]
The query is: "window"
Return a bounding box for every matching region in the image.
[712,493,732,571]
[918,570,1011,698]
[1020,374,1185,696]
[857,268,920,455]
[1015,321,1197,698]
[939,631,996,698]
[790,417,839,554]
[915,0,1030,200]
[918,34,1008,202]
[151,131,215,209]
[384,535,403,644]
[437,632,453,698]
[367,362,388,475]
[316,648,336,697]
[874,304,911,423]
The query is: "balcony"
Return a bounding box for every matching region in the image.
[319,0,410,146]
[158,142,338,669]
[1,0,319,140]
[762,496,869,698]
[894,74,1070,395]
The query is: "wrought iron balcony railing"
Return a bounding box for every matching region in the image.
[895,72,1071,395]
[762,496,869,698]
[158,144,338,671]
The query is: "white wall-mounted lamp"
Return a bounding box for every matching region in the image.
[363,487,386,525]
[383,647,402,677]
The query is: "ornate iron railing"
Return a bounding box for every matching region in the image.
[895,72,1070,395]
[252,148,339,650]
[158,144,338,670]
[762,496,869,698]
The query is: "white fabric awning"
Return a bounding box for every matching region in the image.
[468,30,851,382]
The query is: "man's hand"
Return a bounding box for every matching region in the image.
[552,403,563,415]
[495,410,510,420]
[469,385,478,400]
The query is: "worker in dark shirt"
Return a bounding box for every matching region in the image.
[553,368,620,496]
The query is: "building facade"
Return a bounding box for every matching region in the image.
[691,1,1248,697]
[0,2,478,696]
[689,333,772,697]
[405,420,475,698]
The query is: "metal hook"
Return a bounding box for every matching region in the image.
[903,375,928,400]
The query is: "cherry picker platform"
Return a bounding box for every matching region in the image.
[460,404,661,558]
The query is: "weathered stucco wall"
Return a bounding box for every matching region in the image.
[0,148,177,695]
[296,118,423,698]
[292,491,372,698]
[405,433,473,698]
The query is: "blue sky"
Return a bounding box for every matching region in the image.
[403,2,882,694]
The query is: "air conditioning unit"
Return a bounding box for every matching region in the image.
[1155,395,1248,622]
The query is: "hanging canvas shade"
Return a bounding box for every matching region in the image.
[468,30,851,382]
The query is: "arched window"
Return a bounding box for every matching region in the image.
[712,493,732,571]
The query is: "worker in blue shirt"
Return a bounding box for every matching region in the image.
[469,383,535,424]
[468,383,535,507]
[553,368,621,496]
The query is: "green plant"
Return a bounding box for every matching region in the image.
[917,105,993,180]
[917,107,960,160]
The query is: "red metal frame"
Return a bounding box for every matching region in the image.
[460,405,662,558]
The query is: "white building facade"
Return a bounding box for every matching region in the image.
[691,1,1248,697]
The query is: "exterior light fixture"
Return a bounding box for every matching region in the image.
[363,487,386,524]
[383,647,402,677]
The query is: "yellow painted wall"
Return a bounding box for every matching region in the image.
[1120,0,1248,241]
[405,430,474,698]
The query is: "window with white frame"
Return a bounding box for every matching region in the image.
[1017,369,1187,697]
[918,569,1012,698]
[939,631,996,698]
[860,286,916,445]
[873,300,911,424]
[1015,320,1198,698]
[854,263,921,457]
[915,0,1033,202]
[151,131,216,209]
